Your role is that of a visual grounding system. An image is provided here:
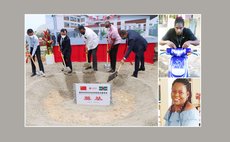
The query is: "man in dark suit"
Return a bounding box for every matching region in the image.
[57,29,72,73]
[119,30,148,78]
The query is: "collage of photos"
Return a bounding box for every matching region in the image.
[158,14,201,126]
[24,14,201,127]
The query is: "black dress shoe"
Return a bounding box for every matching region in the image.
[85,66,92,70]
[94,69,98,71]
[131,74,137,78]
[108,69,115,73]
[138,68,145,71]
[31,73,36,77]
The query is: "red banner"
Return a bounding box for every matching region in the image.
[53,43,155,64]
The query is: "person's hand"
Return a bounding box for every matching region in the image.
[121,59,125,64]
[107,48,110,53]
[167,41,176,48]
[182,41,190,48]
[30,54,34,58]
[85,48,88,53]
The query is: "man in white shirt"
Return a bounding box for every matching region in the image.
[26,29,45,77]
[78,25,99,71]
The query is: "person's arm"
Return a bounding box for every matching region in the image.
[110,31,117,48]
[160,29,176,48]
[31,36,39,56]
[182,28,200,48]
[110,38,116,48]
[121,39,134,64]
[182,40,200,48]
[62,38,71,55]
[87,31,99,50]
[25,36,30,52]
[57,35,61,46]
[159,40,176,48]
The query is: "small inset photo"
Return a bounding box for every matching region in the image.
[159,78,201,127]
[158,14,201,78]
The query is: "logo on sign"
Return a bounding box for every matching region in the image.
[89,87,97,90]
[99,86,108,91]
[80,86,87,90]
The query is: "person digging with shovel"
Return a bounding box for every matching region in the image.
[57,28,72,74]
[78,25,99,71]
[119,30,147,78]
[26,29,45,77]
[105,21,122,73]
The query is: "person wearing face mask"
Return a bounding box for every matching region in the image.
[119,30,148,78]
[78,25,99,71]
[164,79,200,126]
[105,21,122,73]
[26,29,45,77]
[57,28,72,73]
[160,17,200,48]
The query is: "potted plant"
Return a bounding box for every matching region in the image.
[42,29,54,64]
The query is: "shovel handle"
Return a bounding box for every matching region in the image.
[85,47,88,63]
[117,63,122,72]
[29,54,38,68]
[106,42,109,63]
[59,46,66,67]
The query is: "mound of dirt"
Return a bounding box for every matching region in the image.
[26,63,158,126]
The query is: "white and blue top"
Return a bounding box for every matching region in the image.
[164,108,200,126]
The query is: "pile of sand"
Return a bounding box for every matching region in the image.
[26,63,158,126]
[42,89,135,125]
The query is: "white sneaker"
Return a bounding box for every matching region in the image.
[40,71,46,77]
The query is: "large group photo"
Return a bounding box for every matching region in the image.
[25,14,158,126]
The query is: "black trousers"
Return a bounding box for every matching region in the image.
[88,46,98,70]
[63,51,72,71]
[30,46,44,74]
[133,49,145,77]
[109,44,119,71]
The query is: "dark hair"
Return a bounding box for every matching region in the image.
[27,29,33,34]
[60,28,67,33]
[174,17,184,26]
[78,25,85,30]
[119,30,127,36]
[172,78,192,103]
[168,78,192,120]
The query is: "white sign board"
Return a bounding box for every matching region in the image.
[75,83,111,106]
[45,54,54,64]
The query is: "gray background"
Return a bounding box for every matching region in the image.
[0,0,229,141]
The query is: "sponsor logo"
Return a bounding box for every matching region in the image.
[99,86,108,91]
[80,86,87,90]
[89,87,97,90]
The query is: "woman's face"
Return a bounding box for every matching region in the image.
[171,82,189,106]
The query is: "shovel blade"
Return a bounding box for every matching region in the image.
[107,71,118,82]
[83,62,91,68]
[104,64,111,70]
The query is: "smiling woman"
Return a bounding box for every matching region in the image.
[159,78,201,127]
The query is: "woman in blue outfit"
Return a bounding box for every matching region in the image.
[164,78,200,126]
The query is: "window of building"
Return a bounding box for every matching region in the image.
[64,22,70,28]
[70,17,77,22]
[64,16,69,21]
